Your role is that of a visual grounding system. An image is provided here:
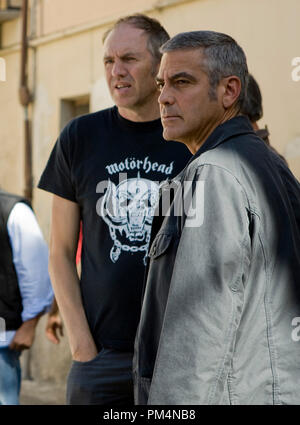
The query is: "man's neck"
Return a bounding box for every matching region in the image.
[117,102,160,123]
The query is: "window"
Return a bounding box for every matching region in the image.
[60,95,90,130]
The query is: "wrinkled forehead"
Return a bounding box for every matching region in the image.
[157,48,206,79]
[103,24,149,56]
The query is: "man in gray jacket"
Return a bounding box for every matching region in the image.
[134,31,300,405]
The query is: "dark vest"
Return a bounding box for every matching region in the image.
[0,190,31,331]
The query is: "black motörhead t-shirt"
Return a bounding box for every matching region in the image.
[38,106,191,351]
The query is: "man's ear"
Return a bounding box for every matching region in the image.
[221,76,241,109]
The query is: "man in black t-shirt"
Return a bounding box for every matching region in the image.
[38,14,191,405]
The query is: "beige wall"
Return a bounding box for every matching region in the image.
[1,0,300,383]
[1,18,21,47]
[39,0,149,36]
[0,49,24,193]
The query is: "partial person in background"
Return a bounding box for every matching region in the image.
[0,189,53,405]
[38,14,191,405]
[241,73,287,163]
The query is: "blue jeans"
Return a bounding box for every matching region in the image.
[0,347,21,405]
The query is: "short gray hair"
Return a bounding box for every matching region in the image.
[160,31,248,107]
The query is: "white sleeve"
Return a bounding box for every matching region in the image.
[7,202,54,322]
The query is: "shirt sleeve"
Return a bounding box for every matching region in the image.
[7,203,54,322]
[148,164,251,404]
[38,121,77,202]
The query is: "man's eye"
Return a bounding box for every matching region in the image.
[156,82,164,91]
[125,57,136,61]
[176,80,188,86]
[104,59,113,65]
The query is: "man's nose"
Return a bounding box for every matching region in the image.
[111,60,127,78]
[158,85,174,105]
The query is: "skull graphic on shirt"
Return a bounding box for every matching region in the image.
[101,175,160,264]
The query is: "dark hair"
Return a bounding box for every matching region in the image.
[160,30,248,107]
[103,14,170,64]
[241,74,263,122]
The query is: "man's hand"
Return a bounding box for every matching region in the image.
[72,343,98,363]
[45,312,64,344]
[45,297,64,344]
[9,316,40,351]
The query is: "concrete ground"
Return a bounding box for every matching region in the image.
[20,379,66,405]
